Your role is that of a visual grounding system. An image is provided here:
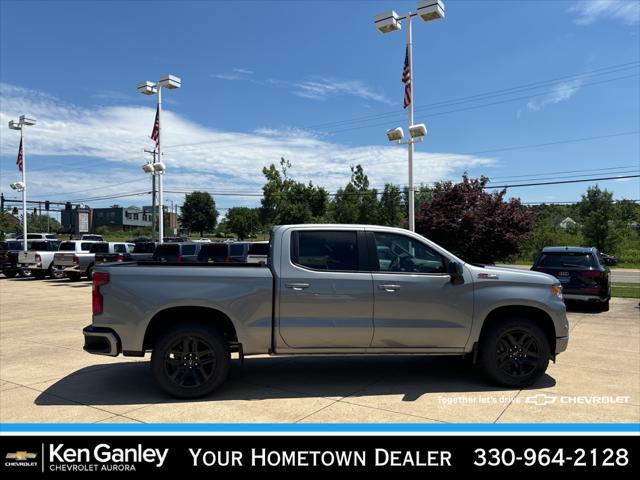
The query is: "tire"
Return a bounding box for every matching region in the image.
[151,323,230,399]
[86,265,94,281]
[3,270,18,278]
[479,317,550,388]
[19,268,31,278]
[32,271,46,279]
[597,299,610,312]
[49,266,64,279]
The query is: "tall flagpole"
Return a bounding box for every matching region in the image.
[406,14,415,232]
[21,128,27,252]
[157,87,164,244]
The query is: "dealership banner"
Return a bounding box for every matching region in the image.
[0,435,635,476]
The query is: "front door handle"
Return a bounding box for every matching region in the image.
[379,284,401,292]
[285,282,310,291]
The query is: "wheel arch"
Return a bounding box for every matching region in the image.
[478,305,556,357]
[143,306,239,351]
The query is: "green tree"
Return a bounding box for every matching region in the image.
[226,207,260,240]
[332,165,379,224]
[378,183,405,227]
[27,213,61,232]
[260,157,329,226]
[578,185,618,252]
[179,191,219,236]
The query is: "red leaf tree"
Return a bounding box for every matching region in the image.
[415,175,534,263]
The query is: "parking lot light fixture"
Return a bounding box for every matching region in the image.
[386,127,404,143]
[138,73,181,244]
[374,1,445,232]
[8,115,36,252]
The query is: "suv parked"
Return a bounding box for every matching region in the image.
[152,243,201,263]
[197,243,229,263]
[532,246,611,311]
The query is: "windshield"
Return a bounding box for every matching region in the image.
[59,242,76,251]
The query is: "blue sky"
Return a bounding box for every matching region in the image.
[1,0,639,219]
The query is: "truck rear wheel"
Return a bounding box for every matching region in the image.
[479,317,550,388]
[151,323,230,399]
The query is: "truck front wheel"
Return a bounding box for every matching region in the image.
[151,323,230,399]
[479,317,550,388]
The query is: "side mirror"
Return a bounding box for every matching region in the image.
[447,261,464,285]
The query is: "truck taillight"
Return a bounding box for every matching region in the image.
[35,254,42,264]
[177,255,184,263]
[116,254,124,262]
[225,256,232,263]
[92,272,109,315]
[72,255,79,265]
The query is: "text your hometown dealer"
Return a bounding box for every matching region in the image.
[50,444,168,468]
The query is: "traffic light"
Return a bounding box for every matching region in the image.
[45,201,50,211]
[33,208,38,216]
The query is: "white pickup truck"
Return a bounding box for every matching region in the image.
[53,240,100,280]
[18,240,62,279]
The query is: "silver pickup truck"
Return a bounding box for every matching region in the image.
[84,224,569,398]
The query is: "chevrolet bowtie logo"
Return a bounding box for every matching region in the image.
[6,451,37,461]
[524,394,557,406]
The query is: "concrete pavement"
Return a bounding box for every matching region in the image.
[1,276,638,424]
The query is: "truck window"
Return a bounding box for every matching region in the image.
[373,232,446,274]
[293,231,358,271]
[59,242,76,251]
[29,241,48,251]
[114,244,127,253]
[181,244,196,255]
[90,243,109,253]
[133,242,155,253]
[537,252,595,268]
[229,244,247,256]
[81,242,94,251]
[248,243,269,255]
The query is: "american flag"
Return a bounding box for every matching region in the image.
[16,138,23,172]
[150,105,160,148]
[402,45,411,109]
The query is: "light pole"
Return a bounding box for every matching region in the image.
[137,74,181,244]
[374,0,444,232]
[8,115,36,252]
[143,149,158,241]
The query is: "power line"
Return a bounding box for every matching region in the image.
[485,174,640,189]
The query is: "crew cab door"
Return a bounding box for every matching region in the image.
[367,230,473,349]
[277,229,374,348]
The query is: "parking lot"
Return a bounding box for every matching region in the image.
[1,276,638,424]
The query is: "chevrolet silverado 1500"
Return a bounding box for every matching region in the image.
[83,225,569,398]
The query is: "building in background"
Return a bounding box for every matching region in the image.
[93,206,152,231]
[61,205,92,236]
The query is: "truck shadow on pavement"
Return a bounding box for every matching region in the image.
[35,355,556,407]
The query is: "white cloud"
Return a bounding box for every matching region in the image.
[290,78,393,105]
[525,79,582,112]
[0,82,494,207]
[568,0,640,26]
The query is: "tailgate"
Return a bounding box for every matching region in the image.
[18,252,36,264]
[54,252,76,267]
[96,254,119,264]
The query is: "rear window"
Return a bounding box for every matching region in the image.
[45,234,57,240]
[292,231,359,271]
[199,244,228,257]
[133,242,156,253]
[230,244,248,256]
[29,241,49,251]
[154,244,179,257]
[537,252,596,268]
[89,243,109,253]
[59,242,76,251]
[81,242,94,251]
[248,243,270,255]
[181,244,197,255]
[6,241,22,250]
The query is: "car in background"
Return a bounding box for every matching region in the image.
[163,236,188,243]
[1,240,28,278]
[193,238,212,243]
[92,242,136,266]
[16,232,58,241]
[18,240,61,279]
[129,241,157,261]
[601,253,618,266]
[197,243,229,263]
[152,242,201,263]
[246,241,269,264]
[53,240,100,280]
[228,242,251,263]
[81,234,104,242]
[532,246,611,311]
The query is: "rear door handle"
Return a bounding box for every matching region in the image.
[379,284,401,292]
[285,282,310,291]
